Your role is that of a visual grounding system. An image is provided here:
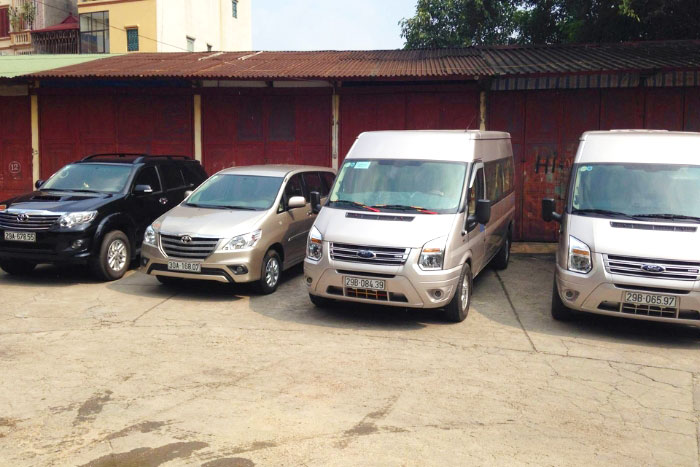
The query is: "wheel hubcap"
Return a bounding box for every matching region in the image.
[460,274,469,310]
[265,257,280,288]
[107,239,127,272]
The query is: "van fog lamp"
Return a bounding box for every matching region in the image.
[419,236,447,271]
[563,289,579,302]
[568,235,592,273]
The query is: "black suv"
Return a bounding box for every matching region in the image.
[0,154,207,281]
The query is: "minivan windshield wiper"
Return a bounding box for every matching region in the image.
[371,204,438,214]
[632,213,700,223]
[331,199,379,212]
[186,202,257,211]
[572,208,640,220]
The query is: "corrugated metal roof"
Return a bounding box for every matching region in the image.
[0,54,120,79]
[24,40,700,81]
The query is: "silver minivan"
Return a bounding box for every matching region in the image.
[542,130,700,326]
[303,130,515,322]
[141,165,335,294]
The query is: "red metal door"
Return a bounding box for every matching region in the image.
[684,88,700,131]
[645,88,684,130]
[0,96,32,201]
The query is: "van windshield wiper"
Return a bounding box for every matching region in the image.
[371,204,438,214]
[331,199,379,212]
[633,213,700,223]
[572,208,639,220]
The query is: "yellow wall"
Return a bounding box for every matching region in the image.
[78,0,157,53]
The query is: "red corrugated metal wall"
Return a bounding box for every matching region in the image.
[0,96,32,202]
[39,89,193,179]
[202,89,332,174]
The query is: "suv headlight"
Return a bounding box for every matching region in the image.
[568,235,592,273]
[59,211,97,228]
[306,226,323,261]
[219,230,262,252]
[419,236,447,271]
[143,224,157,246]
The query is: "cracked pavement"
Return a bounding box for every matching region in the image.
[1,255,699,466]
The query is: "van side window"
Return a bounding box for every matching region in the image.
[468,167,484,216]
[134,166,161,193]
[320,172,335,195]
[502,157,513,194]
[484,158,514,203]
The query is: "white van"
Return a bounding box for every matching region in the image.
[303,130,515,322]
[542,130,700,326]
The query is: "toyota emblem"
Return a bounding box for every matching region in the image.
[17,213,29,222]
[180,235,193,244]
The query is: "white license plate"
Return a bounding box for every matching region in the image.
[623,291,678,308]
[167,261,201,273]
[4,231,36,242]
[344,276,386,290]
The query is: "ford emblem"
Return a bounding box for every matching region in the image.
[17,213,29,222]
[357,249,376,259]
[180,235,193,244]
[641,264,665,273]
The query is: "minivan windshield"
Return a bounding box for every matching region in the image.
[41,163,132,193]
[186,174,283,211]
[571,163,700,222]
[328,159,468,214]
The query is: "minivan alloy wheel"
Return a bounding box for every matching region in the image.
[107,239,128,272]
[265,256,280,288]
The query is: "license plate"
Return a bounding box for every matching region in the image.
[4,231,36,242]
[344,276,385,290]
[623,291,678,308]
[167,261,201,273]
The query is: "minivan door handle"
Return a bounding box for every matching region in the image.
[159,197,168,205]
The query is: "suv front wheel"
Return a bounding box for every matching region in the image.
[91,230,131,281]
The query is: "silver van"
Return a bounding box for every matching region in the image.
[542,130,700,326]
[141,165,335,294]
[303,130,515,322]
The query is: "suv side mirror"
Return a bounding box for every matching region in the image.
[476,199,491,225]
[310,191,322,214]
[35,179,45,189]
[288,196,306,209]
[542,198,562,223]
[134,184,153,195]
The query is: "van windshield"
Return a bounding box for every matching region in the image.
[186,174,283,211]
[41,164,132,193]
[328,159,468,214]
[571,163,700,222]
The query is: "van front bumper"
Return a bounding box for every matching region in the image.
[555,256,700,326]
[140,242,265,284]
[304,248,462,308]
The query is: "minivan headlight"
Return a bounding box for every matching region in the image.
[568,235,592,273]
[143,224,157,246]
[219,230,262,252]
[59,211,97,228]
[419,236,447,271]
[307,226,323,261]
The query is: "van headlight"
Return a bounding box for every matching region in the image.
[419,236,447,270]
[143,224,157,246]
[568,235,592,273]
[59,211,97,228]
[306,226,323,261]
[219,230,262,252]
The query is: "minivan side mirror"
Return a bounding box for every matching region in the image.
[134,184,153,195]
[310,191,322,214]
[288,196,306,209]
[542,198,562,223]
[35,179,45,189]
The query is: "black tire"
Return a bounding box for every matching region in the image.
[309,293,334,308]
[156,275,181,286]
[257,249,282,295]
[492,232,511,270]
[443,263,472,323]
[91,230,131,281]
[551,277,576,321]
[0,259,36,275]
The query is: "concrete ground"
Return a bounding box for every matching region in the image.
[1,255,699,466]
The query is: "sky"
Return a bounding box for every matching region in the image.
[252,0,418,51]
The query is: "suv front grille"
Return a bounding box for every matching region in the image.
[330,243,410,266]
[0,212,61,231]
[604,255,700,281]
[160,234,219,260]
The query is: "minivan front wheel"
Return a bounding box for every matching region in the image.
[91,230,131,281]
[443,263,472,323]
[0,259,36,275]
[258,249,281,294]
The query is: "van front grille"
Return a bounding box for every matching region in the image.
[0,212,61,231]
[330,243,409,265]
[160,234,219,260]
[604,255,700,282]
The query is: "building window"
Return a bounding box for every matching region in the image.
[0,7,9,39]
[80,11,109,53]
[186,36,195,52]
[232,0,238,18]
[126,27,138,52]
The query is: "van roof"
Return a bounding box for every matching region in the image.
[577,130,700,165]
[347,130,511,161]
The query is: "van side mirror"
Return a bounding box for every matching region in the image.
[310,191,322,214]
[288,196,306,209]
[35,179,45,189]
[134,184,153,195]
[476,199,491,225]
[542,198,562,223]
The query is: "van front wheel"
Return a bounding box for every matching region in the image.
[443,263,472,323]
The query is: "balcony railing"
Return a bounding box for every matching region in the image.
[10,31,31,46]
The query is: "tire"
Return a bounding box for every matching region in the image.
[551,277,576,321]
[309,293,334,308]
[156,275,181,286]
[0,259,36,275]
[91,230,131,281]
[492,232,511,270]
[257,249,282,295]
[443,263,472,323]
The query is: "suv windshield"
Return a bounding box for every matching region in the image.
[328,159,468,214]
[571,163,700,221]
[41,164,132,193]
[186,174,284,210]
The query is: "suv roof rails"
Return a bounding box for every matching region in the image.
[80,154,193,164]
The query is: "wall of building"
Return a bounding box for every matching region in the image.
[0,94,32,201]
[78,0,157,53]
[37,0,77,29]
[0,0,10,55]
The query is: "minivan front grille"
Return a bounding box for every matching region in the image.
[330,243,410,266]
[0,212,61,231]
[160,234,219,260]
[605,255,700,281]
